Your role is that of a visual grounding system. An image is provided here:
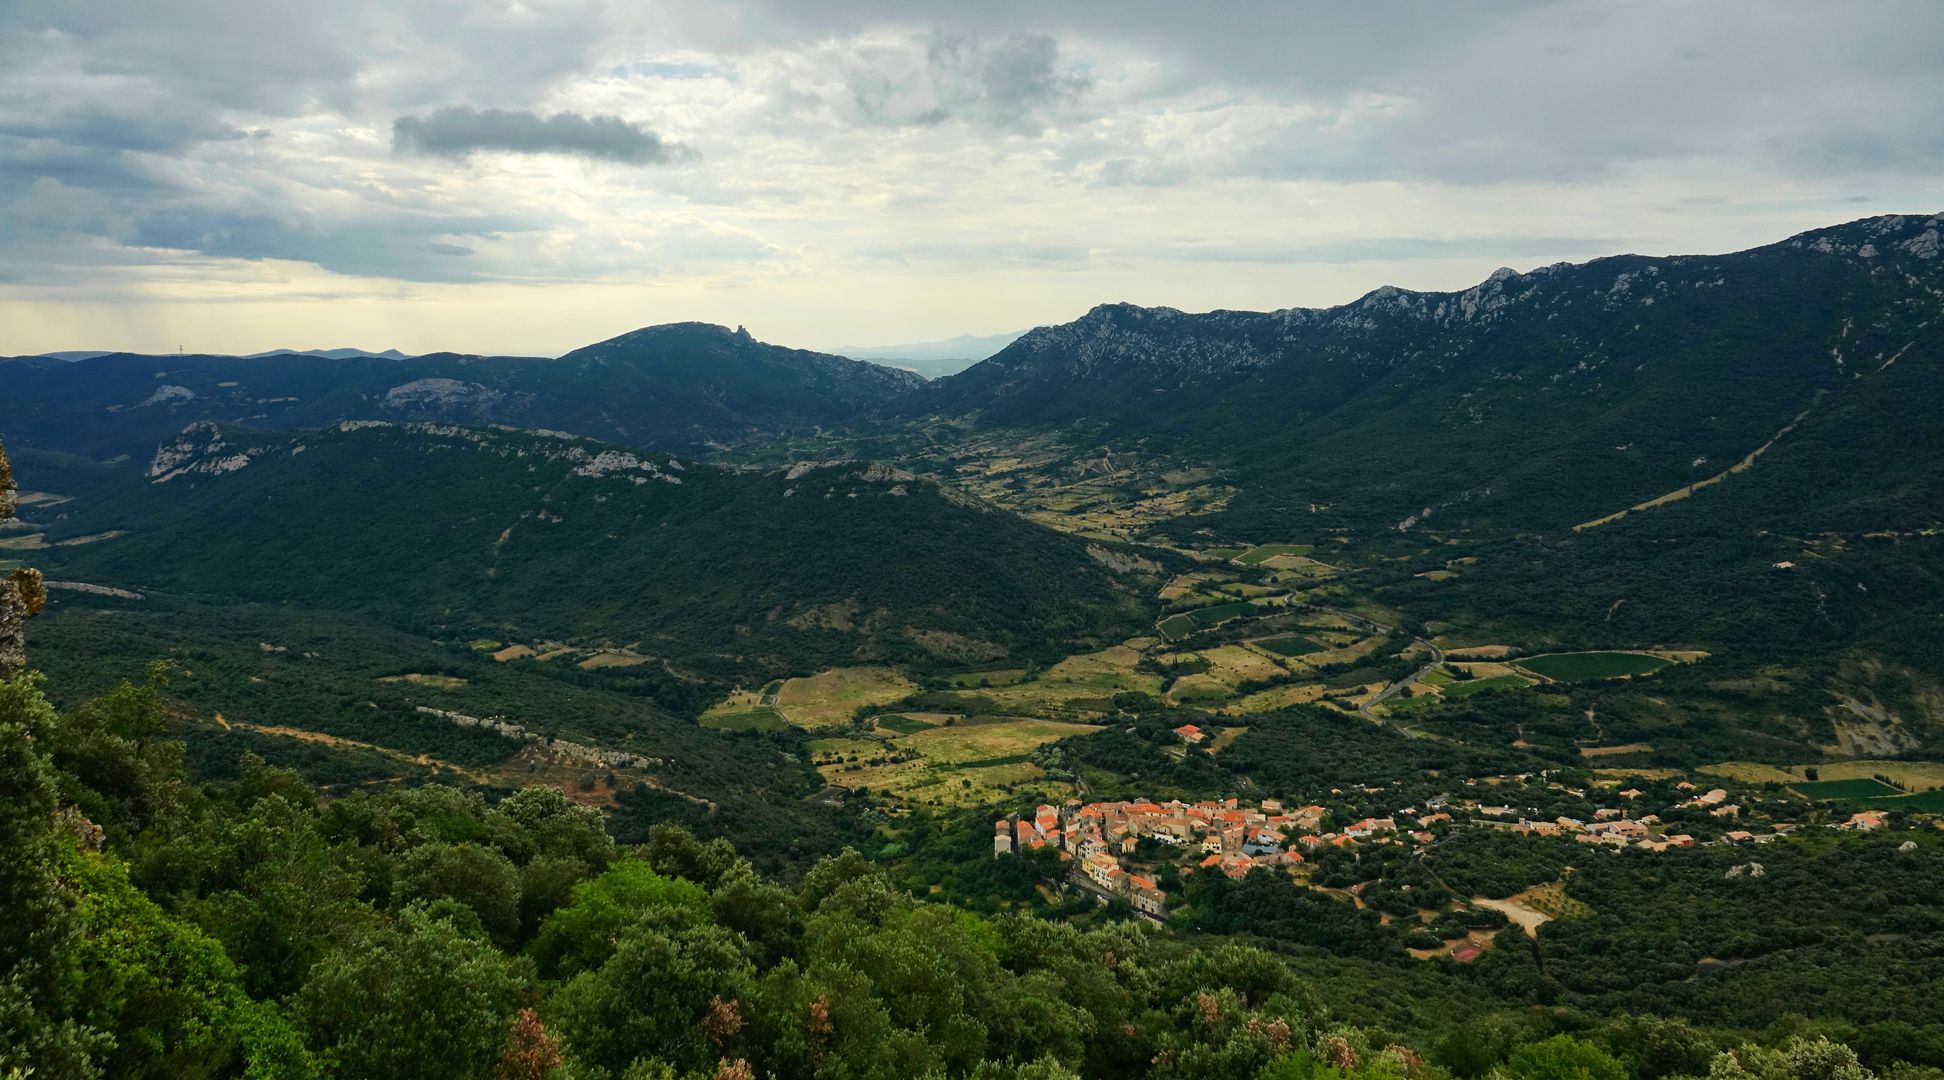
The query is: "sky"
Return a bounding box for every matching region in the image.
[2,1,1941,357]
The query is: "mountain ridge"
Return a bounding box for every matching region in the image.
[0,322,924,460]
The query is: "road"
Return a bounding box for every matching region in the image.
[1307,604,1444,722]
[1359,638,1445,720]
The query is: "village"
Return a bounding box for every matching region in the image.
[994,748,1904,921]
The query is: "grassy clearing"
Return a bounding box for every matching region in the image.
[1515,882,1593,921]
[491,644,537,662]
[874,714,931,734]
[700,688,788,732]
[1255,634,1323,657]
[1235,543,1313,565]
[1220,682,1327,715]
[376,673,468,690]
[1420,666,1456,686]
[1202,547,1246,561]
[1517,652,1673,681]
[1790,778,1902,801]
[1207,726,1248,752]
[772,666,922,729]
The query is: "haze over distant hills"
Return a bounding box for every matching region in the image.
[834,329,1026,377]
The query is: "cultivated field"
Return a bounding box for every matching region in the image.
[1516,652,1673,681]
[1234,543,1313,566]
[1702,760,1944,791]
[811,717,1098,807]
[1790,778,1903,801]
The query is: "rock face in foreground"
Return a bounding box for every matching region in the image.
[0,437,45,677]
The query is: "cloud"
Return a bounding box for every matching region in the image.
[848,32,1090,131]
[392,106,687,164]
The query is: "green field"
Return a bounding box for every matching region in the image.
[1255,634,1323,657]
[1202,547,1246,561]
[1442,674,1533,698]
[1791,778,1902,801]
[1186,600,1254,627]
[1385,694,1442,714]
[875,714,930,734]
[1235,543,1313,565]
[1517,652,1672,681]
[1859,789,1944,811]
[1157,614,1198,642]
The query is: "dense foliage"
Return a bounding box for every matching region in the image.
[8,667,1944,1079]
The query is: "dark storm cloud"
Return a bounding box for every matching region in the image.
[392,107,687,164]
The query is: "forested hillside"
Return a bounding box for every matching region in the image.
[31,421,1149,681]
[902,214,1944,536]
[0,322,925,460]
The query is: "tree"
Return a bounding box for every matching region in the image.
[0,673,107,1078]
[295,905,528,1080]
[394,841,523,946]
[546,909,754,1074]
[1505,1035,1628,1080]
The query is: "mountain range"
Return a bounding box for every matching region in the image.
[0,322,923,459]
[6,213,1942,746]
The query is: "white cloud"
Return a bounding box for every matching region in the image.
[0,0,1940,353]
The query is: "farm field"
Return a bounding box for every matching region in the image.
[1701,760,1944,791]
[811,718,1099,807]
[1185,600,1255,627]
[1157,614,1197,642]
[1859,789,1944,811]
[961,644,1162,716]
[578,650,652,670]
[1234,543,1313,565]
[770,666,921,729]
[1790,778,1903,801]
[1516,651,1673,681]
[1255,634,1323,657]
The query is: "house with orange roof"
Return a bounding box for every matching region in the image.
[1173,723,1206,745]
